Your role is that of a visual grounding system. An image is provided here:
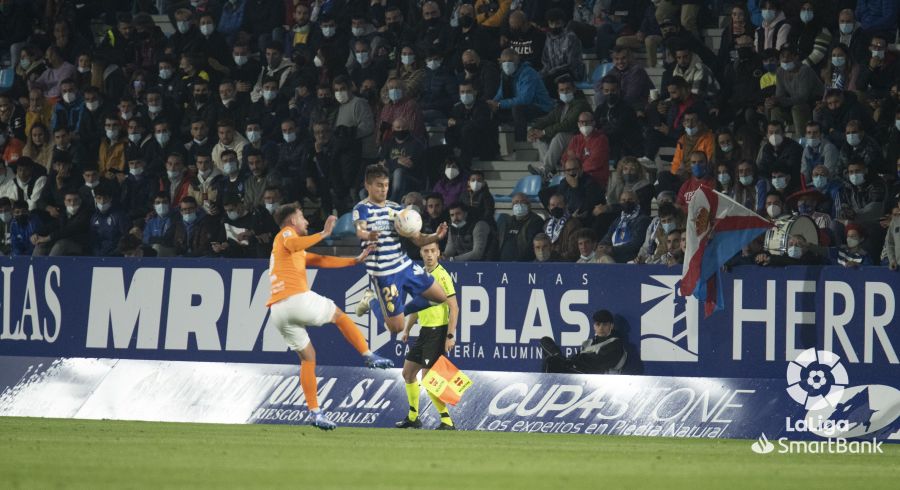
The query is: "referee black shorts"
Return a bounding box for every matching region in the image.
[406,325,448,368]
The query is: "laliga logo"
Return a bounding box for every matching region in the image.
[786,348,848,410]
[750,433,775,454]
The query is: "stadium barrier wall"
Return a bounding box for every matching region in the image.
[0,257,898,384]
[1,356,898,442]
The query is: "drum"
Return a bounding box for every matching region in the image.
[764,215,819,255]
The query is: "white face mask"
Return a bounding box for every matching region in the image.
[717,173,731,185]
[846,237,860,248]
[321,26,336,38]
[787,245,803,259]
[200,24,214,36]
[77,66,90,75]
[176,21,190,34]
[198,168,212,179]
[105,128,119,140]
[501,61,517,76]
[154,203,169,216]
[460,93,475,105]
[839,23,854,34]
[805,137,820,148]
[283,132,297,143]
[85,101,100,112]
[388,88,403,102]
[469,180,483,192]
[512,203,528,217]
[355,52,370,65]
[849,173,865,186]
[831,56,846,67]
[263,90,277,102]
[445,167,459,180]
[227,211,240,220]
[767,204,782,218]
[771,176,787,190]
[426,59,442,70]
[95,201,111,213]
[233,55,248,66]
[147,103,162,114]
[167,169,182,180]
[768,133,784,146]
[895,120,900,131]
[85,180,98,189]
[739,175,754,186]
[334,91,349,104]
[313,56,323,68]
[159,68,173,80]
[223,162,237,175]
[812,175,828,190]
[66,205,79,215]
[155,131,170,146]
[246,130,261,143]
[62,92,76,104]
[661,222,676,234]
[129,167,144,177]
[401,55,415,66]
[451,220,466,228]
[265,202,278,213]
[128,133,142,144]
[0,212,11,223]
[351,27,365,37]
[579,125,593,137]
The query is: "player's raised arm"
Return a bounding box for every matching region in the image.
[409,222,448,247]
[355,219,379,241]
[306,244,375,268]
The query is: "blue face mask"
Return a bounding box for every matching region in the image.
[812,175,828,190]
[691,163,706,178]
[798,203,814,215]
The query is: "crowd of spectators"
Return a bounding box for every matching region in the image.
[0,0,898,268]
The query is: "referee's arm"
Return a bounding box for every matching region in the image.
[446,294,459,351]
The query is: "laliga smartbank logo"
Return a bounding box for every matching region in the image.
[751,348,886,455]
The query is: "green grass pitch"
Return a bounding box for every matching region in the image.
[1,417,898,489]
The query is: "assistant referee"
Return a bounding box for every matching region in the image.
[396,242,459,430]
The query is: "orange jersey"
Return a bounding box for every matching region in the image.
[266,227,358,306]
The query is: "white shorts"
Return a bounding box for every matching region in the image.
[269,291,337,351]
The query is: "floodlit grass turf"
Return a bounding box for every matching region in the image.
[0,417,898,490]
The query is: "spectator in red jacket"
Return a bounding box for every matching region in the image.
[564,111,610,188]
[676,151,717,211]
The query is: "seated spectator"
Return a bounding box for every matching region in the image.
[90,185,130,257]
[243,149,279,209]
[772,45,824,132]
[443,202,497,261]
[22,123,53,171]
[422,192,449,249]
[716,162,736,196]
[532,232,561,262]
[667,43,720,100]
[801,121,839,181]
[669,108,715,181]
[539,8,584,94]
[489,48,554,142]
[446,81,499,168]
[187,151,224,213]
[540,310,626,374]
[758,120,803,182]
[460,171,495,224]
[831,222,872,267]
[541,158,605,225]
[839,119,885,174]
[606,156,653,211]
[883,204,900,269]
[31,46,76,98]
[379,117,426,202]
[457,50,500,105]
[596,47,652,111]
[593,75,642,161]
[503,10,545,71]
[215,193,277,258]
[379,77,426,145]
[11,158,47,211]
[211,119,248,170]
[498,193,544,262]
[676,151,716,212]
[764,190,789,220]
[769,164,799,198]
[420,48,458,124]
[120,156,156,220]
[635,202,683,264]
[857,35,898,93]
[838,159,887,242]
[787,187,834,245]
[161,153,193,207]
[810,164,843,217]
[814,89,872,148]
[755,1,792,53]
[563,112,610,188]
[32,188,91,256]
[217,149,248,203]
[333,75,376,164]
[757,234,828,266]
[98,115,127,180]
[647,228,685,266]
[9,199,42,256]
[527,77,589,177]
[251,42,294,103]
[144,192,177,256]
[172,196,219,257]
[349,39,388,93]
[603,189,651,263]
[543,193,581,262]
[575,228,601,264]
[261,187,282,216]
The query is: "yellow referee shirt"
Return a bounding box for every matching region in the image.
[417,264,455,327]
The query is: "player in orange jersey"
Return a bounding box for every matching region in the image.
[267,204,394,431]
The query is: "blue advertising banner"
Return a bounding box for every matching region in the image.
[2,356,898,446]
[1,258,899,387]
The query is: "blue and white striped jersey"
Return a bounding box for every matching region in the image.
[352,199,412,277]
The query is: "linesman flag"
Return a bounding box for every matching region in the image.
[680,186,772,317]
[422,356,472,406]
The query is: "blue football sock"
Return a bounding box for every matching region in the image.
[404,295,435,315]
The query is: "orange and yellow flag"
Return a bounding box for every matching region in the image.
[422,356,472,406]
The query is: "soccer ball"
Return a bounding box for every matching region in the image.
[395,208,423,237]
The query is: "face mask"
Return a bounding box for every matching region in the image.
[321,26,336,38]
[895,120,900,131]
[812,175,828,190]
[798,202,814,215]
[155,203,169,216]
[155,131,171,146]
[388,88,403,102]
[622,202,637,214]
[549,208,565,219]
[246,130,261,143]
[849,173,865,186]
[739,175,754,186]
[351,27,365,37]
[85,101,100,111]
[559,92,574,104]
[426,60,442,70]
[355,52,370,65]
[761,9,776,22]
[62,92,76,104]
[105,128,119,140]
[128,133,142,144]
[335,91,349,104]
[513,203,528,217]
[768,134,784,146]
[66,205,79,215]
[223,162,237,175]
[130,166,144,177]
[501,62,517,76]
[846,133,861,146]
[227,211,240,220]
[579,125,593,137]
[159,68,173,80]
[469,180,483,192]
[787,245,803,259]
[832,56,846,67]
[460,93,475,105]
[19,58,30,69]
[77,66,91,74]
[198,168,212,179]
[85,180,98,189]
[451,220,466,228]
[311,55,324,68]
[872,50,885,59]
[846,237,860,248]
[231,55,248,68]
[176,21,190,33]
[800,11,814,23]
[839,23,854,34]
[691,163,706,178]
[717,173,731,185]
[780,62,795,71]
[95,201,111,213]
[0,212,10,223]
[283,132,297,143]
[445,167,459,180]
[661,222,676,234]
[401,55,415,66]
[767,204,782,217]
[182,212,197,223]
[684,126,698,136]
[200,24,214,36]
[263,90,277,102]
[805,137,820,148]
[771,177,787,190]
[167,169,181,180]
[720,144,733,153]
[265,202,278,213]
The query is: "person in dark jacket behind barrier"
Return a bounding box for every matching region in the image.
[540,309,627,374]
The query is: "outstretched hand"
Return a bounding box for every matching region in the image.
[321,215,337,238]
[436,222,449,240]
[356,243,376,263]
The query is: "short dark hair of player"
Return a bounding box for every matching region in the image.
[274,204,300,227]
[365,164,390,183]
[447,201,467,213]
